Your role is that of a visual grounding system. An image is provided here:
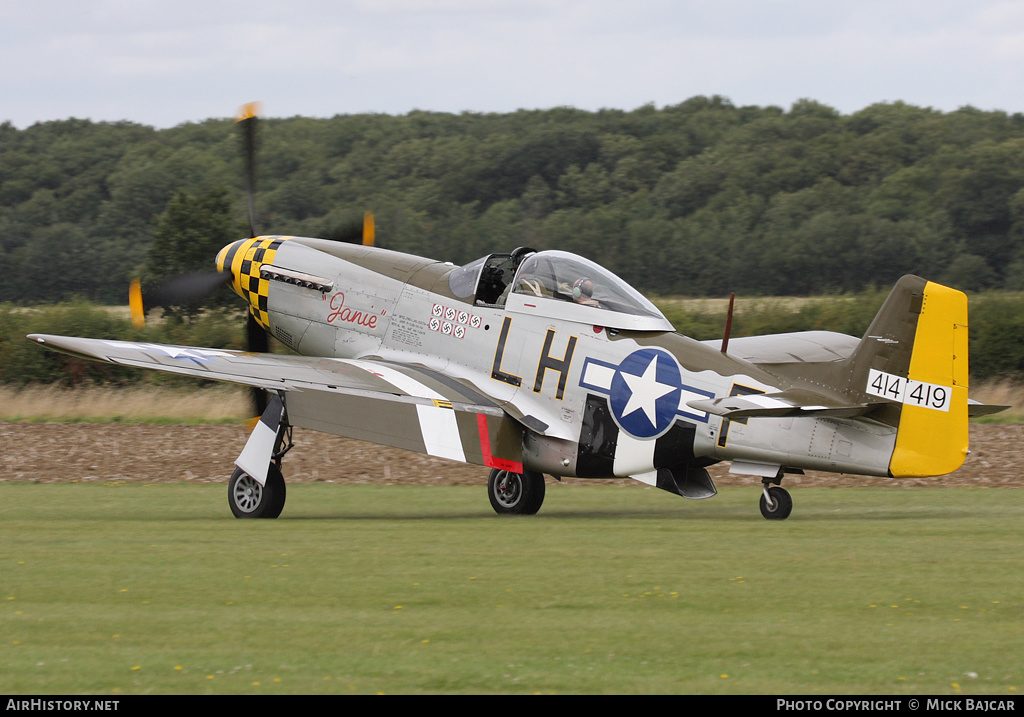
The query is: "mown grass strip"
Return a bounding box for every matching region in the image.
[2,484,1022,695]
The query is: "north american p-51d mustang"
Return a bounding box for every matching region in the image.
[28,106,1003,520]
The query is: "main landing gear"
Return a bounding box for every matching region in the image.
[759,479,793,520]
[488,468,546,515]
[228,408,293,519]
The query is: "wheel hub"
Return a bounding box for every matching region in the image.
[494,471,522,507]
[232,474,263,513]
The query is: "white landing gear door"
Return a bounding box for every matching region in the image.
[235,395,286,486]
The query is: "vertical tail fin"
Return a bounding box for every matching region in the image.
[847,276,969,477]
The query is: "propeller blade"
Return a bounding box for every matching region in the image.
[129,278,146,330]
[250,383,269,418]
[236,101,268,418]
[323,210,377,246]
[236,102,262,238]
[129,271,231,329]
[246,310,270,415]
[145,271,231,307]
[362,210,375,247]
[246,309,269,353]
[323,220,363,244]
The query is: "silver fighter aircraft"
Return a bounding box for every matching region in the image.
[27,106,1003,520]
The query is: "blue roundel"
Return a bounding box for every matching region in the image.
[608,348,683,439]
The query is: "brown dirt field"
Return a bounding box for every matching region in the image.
[2,422,1021,488]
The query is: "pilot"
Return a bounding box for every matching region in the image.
[572,277,598,306]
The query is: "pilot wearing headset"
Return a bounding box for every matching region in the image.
[572,277,599,306]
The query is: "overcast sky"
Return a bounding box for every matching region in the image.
[4,0,1024,129]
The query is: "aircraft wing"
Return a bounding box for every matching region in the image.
[26,334,525,472]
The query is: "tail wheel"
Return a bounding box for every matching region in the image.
[759,485,792,520]
[229,465,286,519]
[488,468,545,515]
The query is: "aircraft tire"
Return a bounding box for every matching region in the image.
[229,465,286,519]
[759,485,792,520]
[488,468,545,515]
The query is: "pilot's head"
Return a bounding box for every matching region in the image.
[572,278,594,302]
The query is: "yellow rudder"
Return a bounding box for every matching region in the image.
[889,281,969,477]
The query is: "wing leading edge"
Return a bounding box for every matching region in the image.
[27,334,525,473]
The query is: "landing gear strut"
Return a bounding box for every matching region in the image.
[228,402,293,519]
[759,479,793,520]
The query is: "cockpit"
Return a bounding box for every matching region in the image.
[447,248,673,332]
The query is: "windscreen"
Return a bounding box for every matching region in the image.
[511,251,665,320]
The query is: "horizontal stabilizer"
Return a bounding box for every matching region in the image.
[967,399,1011,418]
[687,389,880,420]
[704,330,860,365]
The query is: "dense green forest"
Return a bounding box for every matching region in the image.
[4,96,1024,305]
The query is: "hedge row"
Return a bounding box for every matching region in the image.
[2,292,1021,386]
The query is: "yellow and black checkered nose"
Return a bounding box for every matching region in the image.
[216,236,289,329]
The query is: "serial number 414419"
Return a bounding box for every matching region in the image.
[866,369,951,412]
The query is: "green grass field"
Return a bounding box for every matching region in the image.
[2,483,1022,695]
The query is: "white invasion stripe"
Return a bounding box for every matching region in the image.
[416,404,466,462]
[738,395,793,410]
[631,469,658,486]
[349,361,466,463]
[235,420,277,486]
[677,387,712,415]
[582,362,615,391]
[613,432,656,477]
[351,361,445,400]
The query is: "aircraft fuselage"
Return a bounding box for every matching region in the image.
[219,236,899,485]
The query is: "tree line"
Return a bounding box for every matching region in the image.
[5,291,1024,386]
[2,96,1024,306]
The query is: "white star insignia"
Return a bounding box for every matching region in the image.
[620,355,676,426]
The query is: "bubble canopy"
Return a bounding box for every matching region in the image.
[449,249,674,332]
